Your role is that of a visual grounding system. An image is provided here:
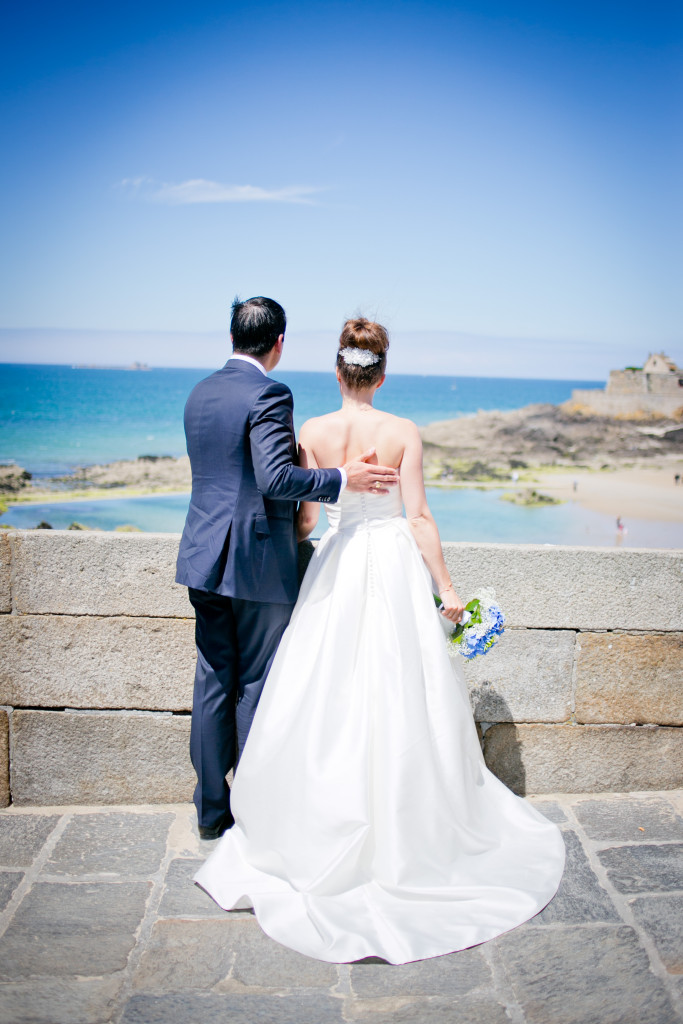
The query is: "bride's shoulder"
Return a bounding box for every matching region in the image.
[378,411,420,438]
[299,412,342,439]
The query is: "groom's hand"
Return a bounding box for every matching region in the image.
[344,448,399,494]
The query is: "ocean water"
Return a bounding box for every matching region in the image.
[3,488,681,548]
[7,361,673,546]
[0,363,603,476]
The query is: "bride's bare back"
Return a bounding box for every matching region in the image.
[299,405,413,472]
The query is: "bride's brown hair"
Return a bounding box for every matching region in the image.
[336,318,389,390]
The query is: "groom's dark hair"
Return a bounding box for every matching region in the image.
[231,296,286,356]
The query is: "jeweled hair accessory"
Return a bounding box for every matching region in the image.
[340,346,381,367]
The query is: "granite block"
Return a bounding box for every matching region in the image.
[10,710,193,805]
[0,615,195,710]
[575,632,683,725]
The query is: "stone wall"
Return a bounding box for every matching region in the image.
[571,368,683,417]
[0,530,681,805]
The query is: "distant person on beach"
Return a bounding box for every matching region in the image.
[675,474,680,486]
[194,316,565,965]
[175,297,398,840]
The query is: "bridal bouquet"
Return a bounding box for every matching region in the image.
[435,588,505,659]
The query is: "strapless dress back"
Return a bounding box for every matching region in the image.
[324,486,403,531]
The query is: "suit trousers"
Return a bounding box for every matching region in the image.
[188,588,294,830]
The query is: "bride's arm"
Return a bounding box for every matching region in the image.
[296,422,321,542]
[400,423,465,623]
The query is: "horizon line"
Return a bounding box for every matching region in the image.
[0,359,606,385]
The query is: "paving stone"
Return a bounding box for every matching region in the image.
[0,614,195,710]
[0,813,60,865]
[350,947,491,997]
[133,919,237,992]
[0,870,23,911]
[158,858,229,917]
[484,724,683,794]
[45,812,173,876]
[0,977,122,1024]
[462,628,574,723]
[575,632,683,725]
[0,880,151,979]
[353,997,510,1024]
[228,914,337,990]
[599,844,683,894]
[534,830,620,924]
[0,710,8,807]
[10,530,192,617]
[629,894,683,973]
[526,798,568,823]
[121,991,345,1023]
[574,796,683,841]
[10,710,193,804]
[494,924,676,1024]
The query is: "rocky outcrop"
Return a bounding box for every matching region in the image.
[0,465,31,494]
[420,403,683,479]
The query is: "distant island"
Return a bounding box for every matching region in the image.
[71,361,151,371]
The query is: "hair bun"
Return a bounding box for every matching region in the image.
[339,317,389,356]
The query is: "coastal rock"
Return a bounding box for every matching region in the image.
[0,614,196,711]
[575,633,683,726]
[10,710,193,805]
[483,723,683,794]
[420,403,683,475]
[69,455,191,491]
[0,464,31,494]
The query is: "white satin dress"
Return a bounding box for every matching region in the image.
[194,488,565,964]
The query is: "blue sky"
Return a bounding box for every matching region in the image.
[0,0,680,377]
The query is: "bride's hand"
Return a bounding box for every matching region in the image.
[439,585,465,624]
[344,448,399,494]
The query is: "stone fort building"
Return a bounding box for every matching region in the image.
[570,352,683,418]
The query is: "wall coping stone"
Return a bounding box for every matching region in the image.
[5,530,683,630]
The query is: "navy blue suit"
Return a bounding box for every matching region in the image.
[176,358,341,829]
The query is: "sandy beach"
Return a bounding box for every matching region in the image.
[532,468,683,524]
[530,464,683,523]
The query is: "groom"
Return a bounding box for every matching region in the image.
[176,296,399,838]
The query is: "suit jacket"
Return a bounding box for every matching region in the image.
[175,359,341,603]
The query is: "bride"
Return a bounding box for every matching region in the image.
[195,317,565,964]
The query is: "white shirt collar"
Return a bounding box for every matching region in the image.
[230,353,268,376]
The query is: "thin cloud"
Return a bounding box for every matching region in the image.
[118,177,323,205]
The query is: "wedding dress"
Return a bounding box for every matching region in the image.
[194,487,565,964]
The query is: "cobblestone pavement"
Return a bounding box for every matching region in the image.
[0,792,681,1024]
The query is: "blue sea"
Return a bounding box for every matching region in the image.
[0,363,602,476]
[5,362,677,547]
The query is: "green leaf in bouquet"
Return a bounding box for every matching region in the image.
[465,598,483,625]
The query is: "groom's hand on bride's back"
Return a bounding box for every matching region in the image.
[344,448,399,494]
